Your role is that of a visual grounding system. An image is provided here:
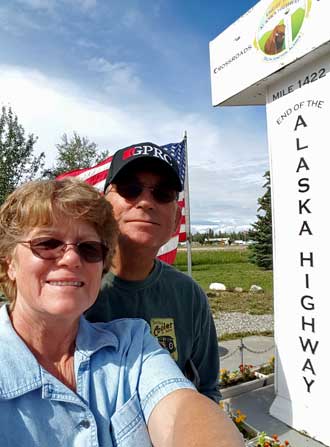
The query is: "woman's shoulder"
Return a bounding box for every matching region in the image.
[91,317,150,334]
[78,316,151,354]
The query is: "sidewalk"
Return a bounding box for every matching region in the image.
[219,335,275,371]
[219,337,326,446]
[227,385,325,447]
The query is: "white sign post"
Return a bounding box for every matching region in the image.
[267,52,330,444]
[210,1,330,444]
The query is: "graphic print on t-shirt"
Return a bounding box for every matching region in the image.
[150,318,178,361]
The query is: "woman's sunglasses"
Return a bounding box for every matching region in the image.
[113,182,178,204]
[18,238,108,263]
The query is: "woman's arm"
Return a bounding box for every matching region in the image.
[148,388,245,447]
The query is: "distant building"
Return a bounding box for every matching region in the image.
[204,237,230,245]
[234,240,246,245]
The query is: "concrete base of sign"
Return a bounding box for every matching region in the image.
[269,395,293,430]
[270,394,330,447]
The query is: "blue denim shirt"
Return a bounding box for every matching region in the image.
[0,305,195,446]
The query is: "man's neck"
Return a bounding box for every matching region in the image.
[110,244,157,281]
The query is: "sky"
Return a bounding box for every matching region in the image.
[0,0,269,234]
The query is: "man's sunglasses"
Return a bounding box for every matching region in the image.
[18,238,108,263]
[112,182,179,204]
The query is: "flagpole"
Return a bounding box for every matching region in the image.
[184,131,192,277]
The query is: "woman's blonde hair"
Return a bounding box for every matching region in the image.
[0,178,118,304]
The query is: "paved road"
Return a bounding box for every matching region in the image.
[177,245,247,251]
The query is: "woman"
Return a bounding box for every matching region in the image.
[0,178,244,447]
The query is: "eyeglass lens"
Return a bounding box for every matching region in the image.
[116,183,177,203]
[25,238,108,263]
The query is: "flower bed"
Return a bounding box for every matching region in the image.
[254,356,274,385]
[220,402,257,441]
[220,359,292,446]
[246,432,291,446]
[220,358,275,398]
[220,364,269,399]
[220,364,257,388]
[257,356,274,376]
[220,402,293,446]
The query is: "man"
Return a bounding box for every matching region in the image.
[86,142,221,402]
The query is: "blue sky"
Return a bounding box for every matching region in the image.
[0,0,269,233]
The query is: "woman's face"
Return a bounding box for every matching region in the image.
[7,217,104,322]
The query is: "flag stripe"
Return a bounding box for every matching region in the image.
[158,247,178,265]
[157,234,179,257]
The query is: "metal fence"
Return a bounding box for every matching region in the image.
[220,337,275,369]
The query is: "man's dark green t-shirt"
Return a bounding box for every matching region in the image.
[85,259,221,402]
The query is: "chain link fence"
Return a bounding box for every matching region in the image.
[220,337,275,367]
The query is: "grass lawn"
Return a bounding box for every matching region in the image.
[174,247,273,315]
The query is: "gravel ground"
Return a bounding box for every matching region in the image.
[0,300,273,337]
[213,312,274,337]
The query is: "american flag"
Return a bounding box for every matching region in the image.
[57,140,186,264]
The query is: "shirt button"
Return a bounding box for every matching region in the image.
[80,420,90,429]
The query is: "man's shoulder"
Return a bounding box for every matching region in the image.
[98,261,207,300]
[100,261,200,288]
[159,261,200,286]
[157,261,208,301]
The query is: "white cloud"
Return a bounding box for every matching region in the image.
[0,5,43,34]
[77,38,99,49]
[87,57,142,96]
[66,0,97,12]
[122,8,143,28]
[78,0,97,9]
[0,64,269,229]
[0,65,142,164]
[15,0,96,12]
[16,0,54,10]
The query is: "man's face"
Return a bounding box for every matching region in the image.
[105,170,181,251]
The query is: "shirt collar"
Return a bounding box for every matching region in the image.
[108,258,163,290]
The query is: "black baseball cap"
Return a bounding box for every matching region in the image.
[104,142,183,193]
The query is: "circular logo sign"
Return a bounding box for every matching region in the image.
[256,0,312,59]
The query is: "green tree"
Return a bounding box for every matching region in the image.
[45,132,109,178]
[249,170,273,270]
[0,106,45,205]
[192,232,206,245]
